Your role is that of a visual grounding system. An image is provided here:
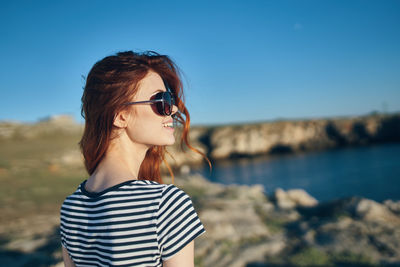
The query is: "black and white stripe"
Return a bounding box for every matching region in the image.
[60,180,205,267]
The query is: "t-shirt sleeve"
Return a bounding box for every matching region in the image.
[60,202,69,249]
[60,229,67,248]
[157,184,205,260]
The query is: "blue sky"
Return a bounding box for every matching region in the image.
[1,0,399,125]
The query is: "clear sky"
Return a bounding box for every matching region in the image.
[1,0,399,125]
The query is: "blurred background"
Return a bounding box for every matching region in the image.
[1,1,399,266]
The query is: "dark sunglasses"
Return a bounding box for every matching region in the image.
[123,91,176,116]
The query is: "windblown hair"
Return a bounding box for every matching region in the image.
[80,51,209,183]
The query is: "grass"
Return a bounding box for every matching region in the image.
[331,251,376,266]
[264,246,379,267]
[254,204,286,234]
[0,133,86,227]
[194,256,205,267]
[0,131,86,267]
[289,247,331,266]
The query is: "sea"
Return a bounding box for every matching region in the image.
[195,143,400,203]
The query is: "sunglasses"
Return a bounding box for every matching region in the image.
[123,91,176,116]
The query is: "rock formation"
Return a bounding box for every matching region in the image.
[186,113,400,162]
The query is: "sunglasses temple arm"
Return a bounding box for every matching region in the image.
[124,99,164,105]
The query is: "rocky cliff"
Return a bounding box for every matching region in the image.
[183,113,400,162]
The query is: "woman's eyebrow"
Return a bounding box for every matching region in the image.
[150,89,165,95]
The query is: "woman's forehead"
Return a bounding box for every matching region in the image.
[136,71,166,98]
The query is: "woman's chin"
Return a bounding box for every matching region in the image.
[165,137,176,146]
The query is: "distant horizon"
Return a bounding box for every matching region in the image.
[2,109,399,127]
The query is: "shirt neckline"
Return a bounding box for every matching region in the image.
[80,179,145,198]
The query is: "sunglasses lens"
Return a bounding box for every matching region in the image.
[150,92,173,116]
[163,92,172,115]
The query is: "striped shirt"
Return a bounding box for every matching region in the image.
[60,179,205,267]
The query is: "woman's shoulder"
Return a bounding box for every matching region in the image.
[132,180,188,195]
[60,179,166,203]
[62,179,187,202]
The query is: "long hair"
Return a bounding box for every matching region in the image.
[80,51,210,183]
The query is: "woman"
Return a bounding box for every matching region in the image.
[60,51,207,266]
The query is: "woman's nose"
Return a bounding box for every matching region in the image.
[171,104,178,115]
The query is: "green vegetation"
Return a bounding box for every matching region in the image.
[254,204,285,233]
[194,256,205,267]
[265,247,379,267]
[219,239,235,256]
[289,247,331,266]
[331,251,376,266]
[0,132,85,226]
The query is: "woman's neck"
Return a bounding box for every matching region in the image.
[85,136,150,193]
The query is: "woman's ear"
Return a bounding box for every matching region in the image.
[113,109,131,128]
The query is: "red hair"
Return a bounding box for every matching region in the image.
[80,51,210,184]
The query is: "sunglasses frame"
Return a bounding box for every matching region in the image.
[123,91,176,116]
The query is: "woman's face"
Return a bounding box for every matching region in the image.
[124,71,178,147]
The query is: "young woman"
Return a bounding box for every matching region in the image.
[60,51,207,267]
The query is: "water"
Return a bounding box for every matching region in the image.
[195,143,400,202]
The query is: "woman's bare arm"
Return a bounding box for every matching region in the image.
[62,246,76,267]
[163,240,194,267]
